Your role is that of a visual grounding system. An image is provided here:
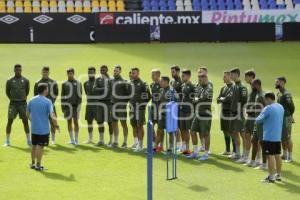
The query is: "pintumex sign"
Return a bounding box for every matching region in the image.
[202,10,300,24]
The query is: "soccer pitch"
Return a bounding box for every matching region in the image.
[0,42,299,200]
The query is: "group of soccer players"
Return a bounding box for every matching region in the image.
[4,64,295,165]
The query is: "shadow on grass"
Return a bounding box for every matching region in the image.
[47,144,78,154]
[172,179,209,192]
[188,185,209,192]
[40,171,76,182]
[282,170,300,183]
[102,146,243,172]
[75,145,102,152]
[275,180,300,194]
[10,145,31,153]
[289,160,300,168]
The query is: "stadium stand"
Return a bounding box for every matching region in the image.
[0,0,125,13]
[0,0,298,13]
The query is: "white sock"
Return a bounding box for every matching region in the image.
[181,142,186,151]
[134,137,138,144]
[109,134,113,143]
[288,152,293,160]
[283,150,288,157]
[69,131,74,141]
[26,134,31,141]
[193,145,199,154]
[75,132,79,142]
[204,150,209,156]
[6,134,10,142]
[139,140,143,148]
[177,142,181,149]
[99,132,104,142]
[88,132,93,141]
[244,150,249,159]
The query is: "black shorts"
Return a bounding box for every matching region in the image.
[262,141,281,155]
[32,134,49,146]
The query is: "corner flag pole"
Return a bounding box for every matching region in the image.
[147,105,153,200]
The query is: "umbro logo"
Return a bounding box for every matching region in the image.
[33,15,53,24]
[67,15,87,24]
[0,15,19,24]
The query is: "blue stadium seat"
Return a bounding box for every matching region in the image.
[227,4,234,9]
[219,4,226,9]
[235,4,243,9]
[277,4,286,9]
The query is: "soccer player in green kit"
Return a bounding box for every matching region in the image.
[275,76,295,162]
[229,67,248,160]
[4,64,30,146]
[129,67,151,152]
[237,70,256,163]
[187,71,213,160]
[150,69,162,152]
[217,71,235,156]
[170,65,183,151]
[111,65,130,148]
[83,67,103,145]
[61,68,82,145]
[246,79,267,169]
[179,69,195,155]
[98,65,114,147]
[34,66,59,145]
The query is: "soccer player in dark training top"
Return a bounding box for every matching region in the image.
[5,64,30,146]
[34,66,58,145]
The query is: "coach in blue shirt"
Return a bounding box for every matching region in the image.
[27,83,59,171]
[256,92,284,183]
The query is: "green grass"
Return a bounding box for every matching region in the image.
[0,43,299,200]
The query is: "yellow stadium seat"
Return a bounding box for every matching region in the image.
[50,1,58,7]
[0,6,5,13]
[24,6,32,13]
[67,6,74,12]
[41,0,49,7]
[92,0,99,7]
[24,1,32,7]
[75,6,82,12]
[100,0,107,7]
[7,7,15,13]
[83,6,91,13]
[15,1,23,7]
[108,1,115,7]
[0,1,5,7]
[108,6,116,11]
[117,5,124,11]
[32,6,40,12]
[117,1,124,7]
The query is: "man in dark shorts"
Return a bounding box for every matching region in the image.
[34,66,59,145]
[27,84,59,171]
[276,76,295,162]
[129,67,151,152]
[217,71,235,156]
[179,69,195,155]
[111,65,130,148]
[84,67,103,144]
[5,64,30,146]
[187,72,213,161]
[153,76,174,153]
[229,67,248,160]
[237,69,256,163]
[150,69,161,149]
[95,65,114,147]
[170,65,182,151]
[198,67,213,153]
[256,92,284,183]
[61,68,82,145]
